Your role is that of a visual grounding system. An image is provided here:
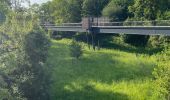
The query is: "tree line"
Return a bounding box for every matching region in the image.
[40,0,170,47]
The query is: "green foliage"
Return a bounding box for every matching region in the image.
[40,0,109,23]
[153,47,170,99]
[0,1,51,99]
[147,36,170,48]
[102,1,123,21]
[0,12,34,100]
[0,0,10,24]
[43,0,82,23]
[82,0,109,17]
[157,0,170,14]
[102,0,133,21]
[159,11,170,20]
[39,1,55,23]
[123,35,149,47]
[0,24,51,100]
[128,0,159,20]
[69,39,83,59]
[18,28,51,100]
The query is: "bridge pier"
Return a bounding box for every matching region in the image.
[97,37,100,50]
[90,32,100,51]
[82,17,97,50]
[47,30,53,38]
[85,32,91,49]
[91,32,95,51]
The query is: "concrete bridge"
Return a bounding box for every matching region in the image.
[41,18,170,50]
[41,18,170,36]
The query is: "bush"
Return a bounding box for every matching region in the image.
[153,47,170,99]
[18,28,51,100]
[147,36,168,48]
[123,34,149,47]
[69,40,82,59]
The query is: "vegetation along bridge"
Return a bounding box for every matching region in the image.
[41,17,170,36]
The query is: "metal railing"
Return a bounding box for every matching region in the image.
[41,20,170,28]
[93,20,170,27]
[60,23,82,27]
[41,22,82,27]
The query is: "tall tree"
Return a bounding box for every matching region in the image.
[39,1,54,23]
[102,0,133,21]
[82,0,109,17]
[47,0,82,23]
[128,0,159,20]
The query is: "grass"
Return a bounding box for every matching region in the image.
[47,39,159,100]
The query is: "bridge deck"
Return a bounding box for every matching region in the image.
[41,20,170,35]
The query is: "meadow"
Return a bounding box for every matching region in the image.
[47,39,160,100]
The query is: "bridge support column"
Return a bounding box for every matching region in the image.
[91,32,101,51]
[47,30,53,38]
[86,32,90,49]
[97,39,100,50]
[91,32,96,51]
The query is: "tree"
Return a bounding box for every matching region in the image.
[128,0,159,20]
[0,0,10,24]
[39,1,54,23]
[0,11,33,100]
[18,28,51,100]
[40,0,109,23]
[0,1,51,99]
[82,0,109,17]
[102,0,133,21]
[157,0,170,15]
[124,0,158,47]
[44,0,82,23]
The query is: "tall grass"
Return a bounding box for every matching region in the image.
[47,39,159,100]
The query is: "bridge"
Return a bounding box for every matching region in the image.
[41,18,170,36]
[41,18,170,50]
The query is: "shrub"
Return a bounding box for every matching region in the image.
[123,34,149,47]
[18,28,51,100]
[153,47,170,99]
[69,40,82,59]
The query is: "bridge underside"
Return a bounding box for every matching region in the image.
[97,26,170,35]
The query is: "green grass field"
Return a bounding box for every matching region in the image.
[47,39,159,100]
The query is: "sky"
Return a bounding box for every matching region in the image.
[21,0,51,7]
[30,0,51,5]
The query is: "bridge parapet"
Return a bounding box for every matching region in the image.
[41,18,170,28]
[92,20,170,27]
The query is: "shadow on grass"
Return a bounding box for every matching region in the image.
[54,33,163,55]
[100,41,162,55]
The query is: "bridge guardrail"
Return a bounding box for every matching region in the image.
[41,20,170,28]
[41,23,82,27]
[93,20,170,27]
